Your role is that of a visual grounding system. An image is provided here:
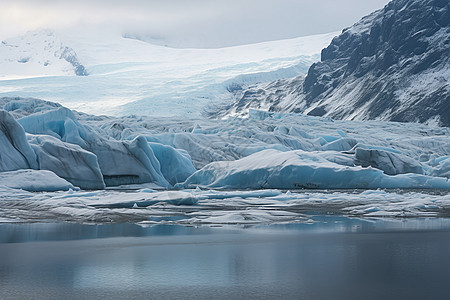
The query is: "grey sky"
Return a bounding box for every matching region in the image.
[0,0,391,47]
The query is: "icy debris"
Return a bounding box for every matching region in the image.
[87,191,198,208]
[0,187,449,224]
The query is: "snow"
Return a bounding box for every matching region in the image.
[0,30,337,117]
[0,30,85,79]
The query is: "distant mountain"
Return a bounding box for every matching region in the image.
[220,0,450,126]
[0,30,87,78]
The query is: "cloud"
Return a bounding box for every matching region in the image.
[0,0,390,47]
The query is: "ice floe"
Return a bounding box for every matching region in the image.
[0,187,449,224]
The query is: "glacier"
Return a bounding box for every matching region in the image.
[0,25,449,226]
[0,30,336,117]
[2,97,449,193]
[0,96,449,226]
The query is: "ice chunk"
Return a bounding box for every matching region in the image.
[430,157,450,179]
[0,110,38,171]
[179,149,450,189]
[124,136,169,187]
[148,142,196,185]
[88,191,198,208]
[17,107,177,187]
[28,135,105,189]
[2,97,449,192]
[183,210,303,225]
[355,147,423,175]
[18,107,88,147]
[0,169,74,192]
[322,138,358,151]
[2,97,62,118]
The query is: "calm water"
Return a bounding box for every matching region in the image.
[1,217,450,299]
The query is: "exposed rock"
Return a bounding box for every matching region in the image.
[221,0,450,127]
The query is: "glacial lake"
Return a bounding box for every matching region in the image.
[1,217,450,299]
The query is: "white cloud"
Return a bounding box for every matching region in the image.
[0,0,390,47]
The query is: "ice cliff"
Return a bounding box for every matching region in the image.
[1,97,195,190]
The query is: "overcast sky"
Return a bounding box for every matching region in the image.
[0,0,390,48]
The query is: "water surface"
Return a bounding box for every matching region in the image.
[1,217,450,299]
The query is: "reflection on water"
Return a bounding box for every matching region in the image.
[1,218,450,299]
[2,216,450,243]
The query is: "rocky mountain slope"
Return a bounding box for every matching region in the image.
[221,0,450,126]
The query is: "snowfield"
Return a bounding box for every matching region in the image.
[1,97,449,224]
[0,30,336,117]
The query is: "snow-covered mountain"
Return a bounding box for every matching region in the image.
[0,30,335,116]
[220,0,450,127]
[0,30,87,79]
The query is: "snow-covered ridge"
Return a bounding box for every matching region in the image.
[0,30,87,79]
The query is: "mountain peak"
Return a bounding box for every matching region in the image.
[0,29,87,78]
[222,0,450,127]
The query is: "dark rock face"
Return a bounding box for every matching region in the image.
[301,0,450,126]
[58,46,88,76]
[223,0,450,126]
